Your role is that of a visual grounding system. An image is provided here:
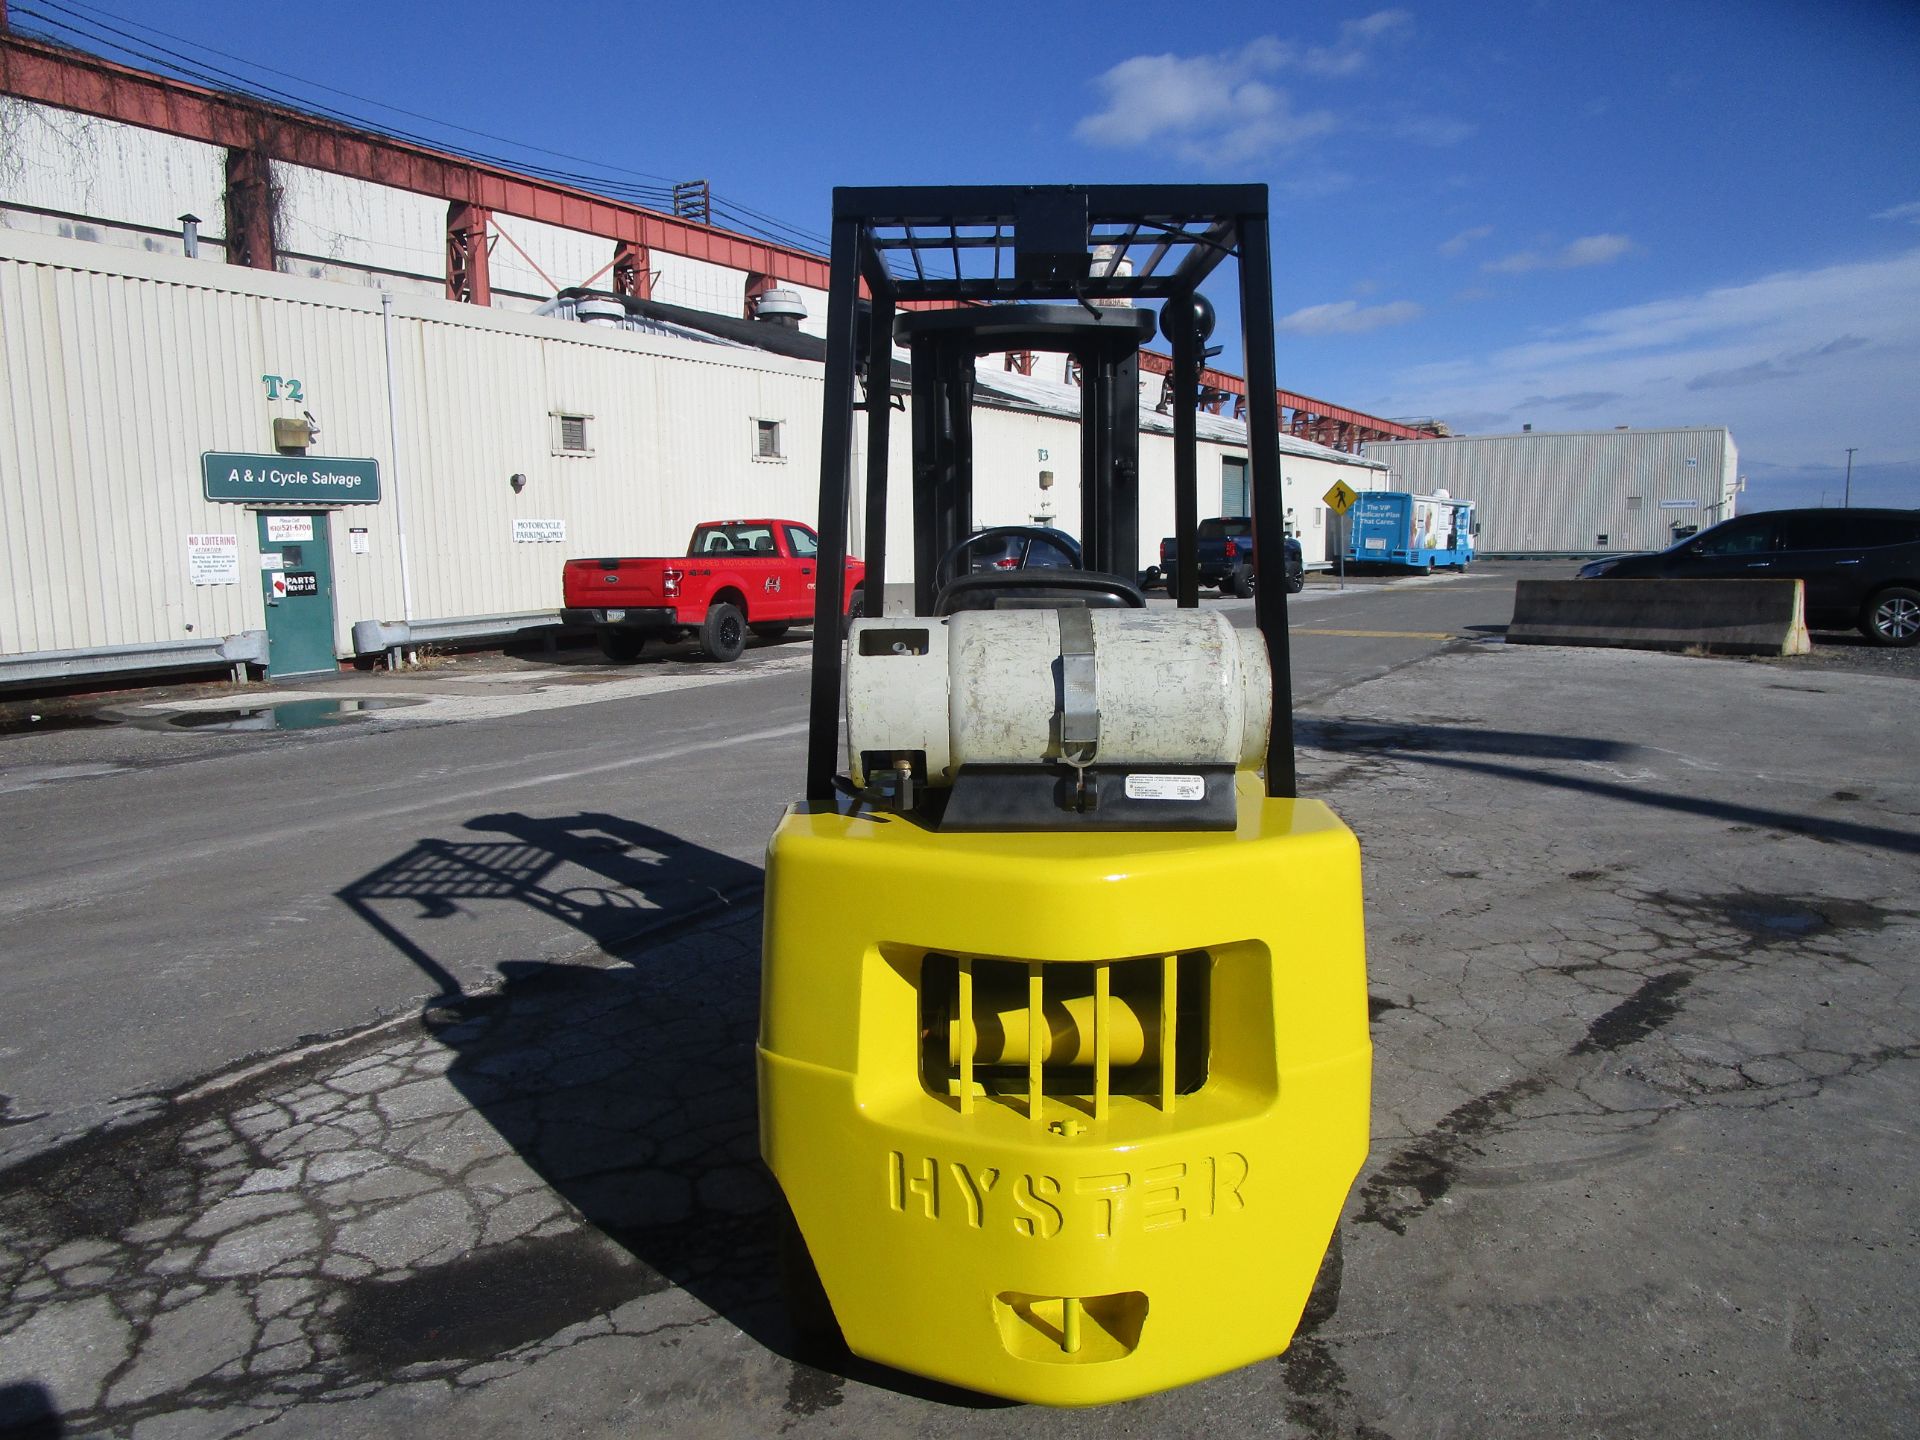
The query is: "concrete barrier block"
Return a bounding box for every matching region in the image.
[1507,579,1811,656]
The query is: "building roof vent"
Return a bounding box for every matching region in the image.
[575,298,627,327]
[754,288,807,328]
[1088,243,1134,308]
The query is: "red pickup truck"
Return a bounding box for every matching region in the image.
[562,518,866,662]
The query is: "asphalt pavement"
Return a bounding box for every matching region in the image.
[0,567,1914,1438]
[0,572,1504,1163]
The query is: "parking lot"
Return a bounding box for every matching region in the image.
[1,571,1915,1438]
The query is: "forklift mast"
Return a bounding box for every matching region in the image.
[803,185,1298,802]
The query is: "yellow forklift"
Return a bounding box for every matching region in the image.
[759,184,1370,1405]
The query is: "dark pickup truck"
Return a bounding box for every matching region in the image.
[1151,516,1304,597]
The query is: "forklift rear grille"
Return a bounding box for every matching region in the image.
[919,952,1210,1119]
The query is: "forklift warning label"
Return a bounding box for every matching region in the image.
[1124,773,1207,801]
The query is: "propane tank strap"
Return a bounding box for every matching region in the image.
[1057,607,1099,766]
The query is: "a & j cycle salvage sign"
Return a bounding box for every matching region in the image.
[202,452,382,504]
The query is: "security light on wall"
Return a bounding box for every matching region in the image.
[510,473,528,494]
[272,412,319,452]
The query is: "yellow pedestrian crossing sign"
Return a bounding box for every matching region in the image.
[1323,480,1359,514]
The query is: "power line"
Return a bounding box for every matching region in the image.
[10,0,840,257]
[33,0,687,196]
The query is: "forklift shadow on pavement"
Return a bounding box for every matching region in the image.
[332,811,1006,1404]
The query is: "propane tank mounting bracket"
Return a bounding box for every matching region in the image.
[1057,606,1100,811]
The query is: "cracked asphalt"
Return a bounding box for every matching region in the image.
[2,635,1916,1437]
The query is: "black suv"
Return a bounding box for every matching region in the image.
[1576,507,1920,646]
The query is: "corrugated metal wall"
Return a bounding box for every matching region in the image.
[1,106,228,260]
[651,252,749,321]
[1366,428,1739,553]
[0,229,839,657]
[273,164,446,294]
[1,228,1388,664]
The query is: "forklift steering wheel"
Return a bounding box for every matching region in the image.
[933,526,1076,589]
[932,526,1145,614]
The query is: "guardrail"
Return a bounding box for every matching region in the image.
[351,612,575,667]
[0,631,268,691]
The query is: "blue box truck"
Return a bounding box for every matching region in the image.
[1344,490,1476,572]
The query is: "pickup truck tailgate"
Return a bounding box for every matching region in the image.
[563,557,670,607]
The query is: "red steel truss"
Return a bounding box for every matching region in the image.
[0,31,832,292]
[1136,351,1421,451]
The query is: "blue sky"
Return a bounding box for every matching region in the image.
[14,0,1920,511]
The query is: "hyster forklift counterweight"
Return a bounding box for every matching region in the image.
[759,184,1370,1406]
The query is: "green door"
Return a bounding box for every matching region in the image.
[256,511,338,677]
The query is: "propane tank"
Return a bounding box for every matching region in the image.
[845,609,1269,787]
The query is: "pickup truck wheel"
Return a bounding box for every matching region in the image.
[1862,586,1920,647]
[841,588,865,639]
[1229,564,1255,598]
[1286,568,1305,595]
[749,623,791,640]
[597,631,644,663]
[700,602,747,662]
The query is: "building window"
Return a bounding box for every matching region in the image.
[753,419,785,461]
[551,411,592,456]
[1626,495,1644,511]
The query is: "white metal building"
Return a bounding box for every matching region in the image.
[1,47,1402,682]
[0,227,1384,678]
[1366,427,1740,555]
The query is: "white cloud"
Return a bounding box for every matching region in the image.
[1439,225,1493,257]
[1484,233,1635,273]
[1872,201,1920,224]
[1074,43,1335,164]
[1075,16,1409,163]
[1378,248,1920,472]
[1515,390,1624,412]
[1301,9,1414,75]
[1278,299,1423,335]
[1685,334,1868,390]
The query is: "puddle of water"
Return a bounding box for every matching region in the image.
[154,697,421,733]
[1726,905,1827,937]
[0,712,119,737]
[1650,891,1905,946]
